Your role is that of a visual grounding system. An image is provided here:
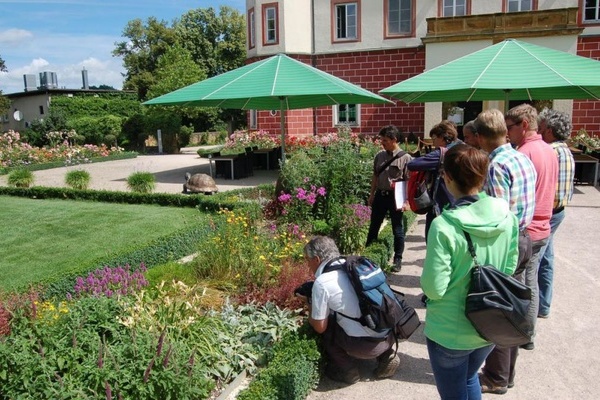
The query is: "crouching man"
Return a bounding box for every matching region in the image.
[296,236,400,384]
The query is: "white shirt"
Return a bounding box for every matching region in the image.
[311,258,388,338]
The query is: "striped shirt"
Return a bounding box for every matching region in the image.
[484,143,537,231]
[551,141,575,209]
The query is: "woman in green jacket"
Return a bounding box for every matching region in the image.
[421,144,518,400]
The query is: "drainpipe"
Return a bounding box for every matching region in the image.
[311,0,318,135]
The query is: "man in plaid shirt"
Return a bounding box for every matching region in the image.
[537,108,575,318]
[473,109,537,395]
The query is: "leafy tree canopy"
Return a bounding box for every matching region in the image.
[113,17,178,100]
[113,6,246,101]
[174,6,246,77]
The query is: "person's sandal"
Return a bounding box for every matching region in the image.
[479,373,508,395]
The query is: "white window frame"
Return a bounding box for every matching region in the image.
[336,3,358,40]
[265,6,277,44]
[443,0,466,17]
[507,0,533,12]
[584,0,600,22]
[333,104,360,127]
[387,0,413,36]
[249,9,256,48]
[249,110,257,130]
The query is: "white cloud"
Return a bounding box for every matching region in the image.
[1,31,126,94]
[0,28,34,44]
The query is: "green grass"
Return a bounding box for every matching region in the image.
[0,196,204,290]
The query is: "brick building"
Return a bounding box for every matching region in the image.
[245,0,600,139]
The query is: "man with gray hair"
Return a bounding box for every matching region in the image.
[536,108,575,318]
[297,236,400,384]
[462,120,480,149]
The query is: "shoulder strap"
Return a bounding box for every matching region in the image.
[375,150,406,176]
[322,256,346,274]
[463,231,482,267]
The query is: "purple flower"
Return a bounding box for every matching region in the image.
[317,187,327,196]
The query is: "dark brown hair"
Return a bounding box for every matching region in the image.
[443,144,489,193]
[430,120,458,144]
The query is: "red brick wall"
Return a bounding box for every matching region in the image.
[246,49,426,139]
[573,37,600,136]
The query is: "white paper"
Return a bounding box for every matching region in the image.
[394,181,407,210]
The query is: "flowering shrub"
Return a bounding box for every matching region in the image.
[34,300,69,326]
[69,264,149,298]
[276,178,327,227]
[0,130,123,170]
[224,129,280,152]
[336,203,372,254]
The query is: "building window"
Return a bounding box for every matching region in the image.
[334,104,360,126]
[506,0,534,12]
[262,3,279,45]
[584,0,600,22]
[386,0,413,37]
[442,0,467,17]
[39,105,44,115]
[334,2,358,40]
[248,8,256,49]
[249,110,257,130]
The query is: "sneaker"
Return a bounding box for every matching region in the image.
[420,294,428,306]
[392,259,402,273]
[519,341,535,350]
[479,373,508,395]
[325,366,360,384]
[538,312,550,319]
[374,351,400,379]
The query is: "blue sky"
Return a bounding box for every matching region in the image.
[0,0,245,94]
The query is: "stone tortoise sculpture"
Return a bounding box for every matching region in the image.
[183,172,218,195]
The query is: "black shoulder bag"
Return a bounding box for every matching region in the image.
[463,231,534,347]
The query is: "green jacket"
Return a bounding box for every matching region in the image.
[421,193,519,350]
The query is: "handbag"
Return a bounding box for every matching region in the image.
[463,231,534,347]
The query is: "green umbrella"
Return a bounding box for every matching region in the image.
[380,39,600,110]
[144,53,392,161]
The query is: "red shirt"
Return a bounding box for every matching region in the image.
[518,134,558,241]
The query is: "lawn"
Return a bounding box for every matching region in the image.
[0,196,205,290]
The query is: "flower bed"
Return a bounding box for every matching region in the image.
[0,130,126,173]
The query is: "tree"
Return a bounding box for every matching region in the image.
[174,6,247,77]
[113,17,178,100]
[146,45,207,100]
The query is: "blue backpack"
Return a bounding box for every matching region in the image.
[323,256,420,340]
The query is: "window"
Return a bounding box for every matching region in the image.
[263,3,278,45]
[248,8,256,49]
[386,0,413,36]
[506,0,533,12]
[584,0,600,22]
[335,2,358,40]
[442,0,467,17]
[39,105,44,115]
[249,110,257,130]
[334,104,360,126]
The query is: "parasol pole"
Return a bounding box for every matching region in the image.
[279,96,286,165]
[503,89,511,114]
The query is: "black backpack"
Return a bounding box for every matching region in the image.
[323,256,420,341]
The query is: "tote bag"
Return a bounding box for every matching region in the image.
[463,231,534,347]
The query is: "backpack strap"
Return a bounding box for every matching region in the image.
[431,147,448,215]
[322,256,374,326]
[375,150,406,176]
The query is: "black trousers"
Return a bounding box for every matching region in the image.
[366,191,405,262]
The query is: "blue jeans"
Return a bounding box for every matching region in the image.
[537,210,566,316]
[427,338,494,400]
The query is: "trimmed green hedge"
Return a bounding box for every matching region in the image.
[41,224,220,299]
[0,185,271,213]
[237,327,321,400]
